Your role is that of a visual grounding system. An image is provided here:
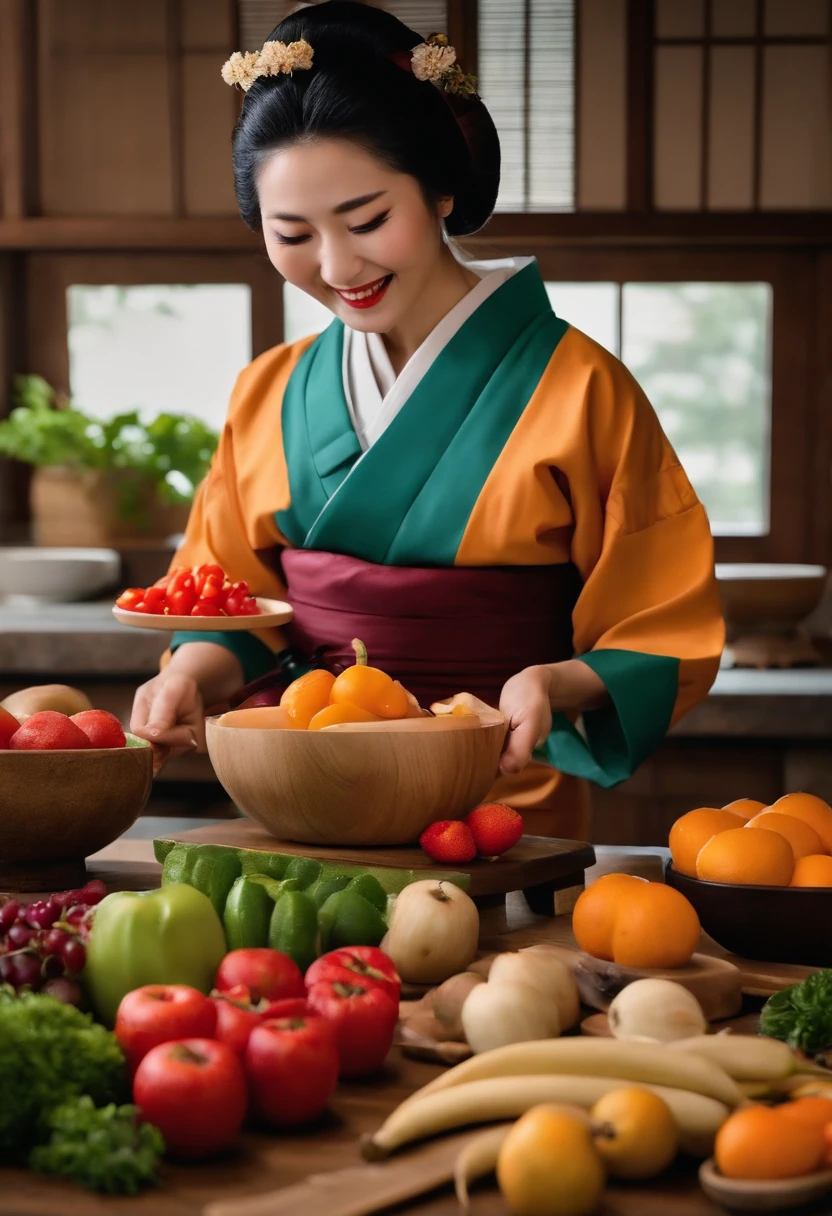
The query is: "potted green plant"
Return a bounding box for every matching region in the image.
[0,375,218,546]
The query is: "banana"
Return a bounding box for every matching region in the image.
[667,1034,800,1081]
[363,1075,729,1161]
[454,1124,512,1210]
[398,1037,744,1110]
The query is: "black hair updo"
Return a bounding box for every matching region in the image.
[231,0,500,236]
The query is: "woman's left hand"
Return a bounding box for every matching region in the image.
[498,665,553,775]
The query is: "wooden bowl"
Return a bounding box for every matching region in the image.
[716,563,827,632]
[0,737,153,891]
[205,716,507,846]
[665,859,832,967]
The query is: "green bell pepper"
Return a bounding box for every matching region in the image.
[269,889,319,972]
[318,888,388,953]
[223,875,274,950]
[85,884,227,1026]
[161,843,241,918]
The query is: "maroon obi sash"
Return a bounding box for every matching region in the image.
[274,549,581,707]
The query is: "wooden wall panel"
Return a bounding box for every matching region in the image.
[653,46,703,210]
[707,47,755,209]
[180,0,235,48]
[37,0,174,215]
[182,55,238,215]
[655,0,704,38]
[577,0,627,210]
[764,0,829,36]
[760,46,832,209]
[711,0,756,37]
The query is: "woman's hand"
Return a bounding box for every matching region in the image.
[131,671,204,774]
[498,660,610,775]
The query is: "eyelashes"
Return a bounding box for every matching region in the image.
[273,210,390,245]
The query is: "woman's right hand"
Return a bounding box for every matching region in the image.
[131,670,205,775]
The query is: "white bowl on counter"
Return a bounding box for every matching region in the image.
[0,547,121,605]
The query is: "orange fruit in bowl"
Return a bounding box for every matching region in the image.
[695,827,794,886]
[791,854,832,887]
[780,1096,832,1135]
[715,1105,826,1180]
[669,808,749,877]
[279,669,336,729]
[611,882,701,968]
[767,792,832,852]
[721,798,766,820]
[572,873,646,961]
[744,811,825,861]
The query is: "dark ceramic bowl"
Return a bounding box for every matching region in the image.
[0,736,153,891]
[665,858,832,968]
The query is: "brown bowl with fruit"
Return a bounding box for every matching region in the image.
[0,686,153,892]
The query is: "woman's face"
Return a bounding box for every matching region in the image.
[258,138,451,334]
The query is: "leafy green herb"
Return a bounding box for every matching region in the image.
[29,1097,165,1195]
[759,970,832,1056]
[0,374,218,520]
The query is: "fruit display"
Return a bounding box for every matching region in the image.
[571,874,701,968]
[0,705,127,751]
[0,881,105,997]
[668,792,832,887]
[115,563,261,617]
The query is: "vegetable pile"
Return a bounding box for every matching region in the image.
[116,563,261,618]
[0,986,163,1194]
[760,970,832,1057]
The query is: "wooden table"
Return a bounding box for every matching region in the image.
[0,832,756,1216]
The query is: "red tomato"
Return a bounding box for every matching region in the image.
[305,947,401,1003]
[238,598,261,616]
[210,986,306,1056]
[306,980,399,1079]
[141,585,168,615]
[115,984,217,1074]
[167,569,195,596]
[0,706,19,749]
[223,581,250,617]
[244,1015,339,1127]
[115,588,146,611]
[191,602,224,617]
[214,948,305,1003]
[168,586,197,616]
[199,575,228,609]
[133,1038,247,1159]
[194,563,225,593]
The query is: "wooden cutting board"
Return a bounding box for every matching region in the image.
[155,819,595,904]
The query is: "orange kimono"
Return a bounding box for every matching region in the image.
[169,262,724,837]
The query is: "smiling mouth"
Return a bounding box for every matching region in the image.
[335,274,393,304]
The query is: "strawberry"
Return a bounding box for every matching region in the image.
[465,803,524,857]
[419,820,477,864]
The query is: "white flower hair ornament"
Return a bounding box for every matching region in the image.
[221,38,314,92]
[410,34,477,97]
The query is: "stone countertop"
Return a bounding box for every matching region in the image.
[3,601,832,736]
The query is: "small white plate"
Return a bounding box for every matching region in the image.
[112,597,293,631]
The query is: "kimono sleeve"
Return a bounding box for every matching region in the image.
[544,356,725,789]
[166,348,304,685]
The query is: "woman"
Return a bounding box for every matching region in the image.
[131,1,724,839]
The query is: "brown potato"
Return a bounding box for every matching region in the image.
[1,683,93,720]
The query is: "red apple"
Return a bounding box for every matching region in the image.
[0,706,19,749]
[115,984,217,1074]
[9,710,91,750]
[70,709,126,748]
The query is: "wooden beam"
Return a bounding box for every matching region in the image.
[625,0,654,211]
[447,0,478,78]
[0,0,39,218]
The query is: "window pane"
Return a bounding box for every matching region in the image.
[67,284,251,431]
[621,283,772,535]
[545,282,619,355]
[283,281,334,344]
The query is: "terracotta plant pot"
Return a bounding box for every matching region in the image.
[31,466,191,547]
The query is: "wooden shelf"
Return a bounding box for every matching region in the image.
[0,212,831,252]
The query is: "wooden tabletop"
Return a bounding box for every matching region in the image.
[1,832,747,1216]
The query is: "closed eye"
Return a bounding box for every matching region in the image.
[273,231,310,246]
[350,209,390,234]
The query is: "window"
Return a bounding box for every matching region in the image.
[282,281,333,345]
[67,284,252,431]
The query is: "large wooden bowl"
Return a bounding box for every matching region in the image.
[205,717,507,846]
[665,859,832,967]
[716,563,827,631]
[0,738,153,891]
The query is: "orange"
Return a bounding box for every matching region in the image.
[825,1123,832,1168]
[715,1105,826,1180]
[571,874,646,961]
[669,808,748,877]
[695,827,794,886]
[745,811,825,861]
[217,706,296,729]
[791,854,832,888]
[307,703,383,730]
[280,669,336,729]
[590,1087,678,1179]
[768,792,832,852]
[611,882,701,968]
[497,1105,606,1216]
[780,1096,832,1136]
[721,798,766,820]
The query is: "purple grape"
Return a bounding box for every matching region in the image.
[65,907,86,927]
[41,976,84,1007]
[80,880,107,905]
[0,955,16,982]
[9,952,42,989]
[60,938,86,975]
[24,901,57,930]
[41,953,65,980]
[7,923,36,949]
[41,928,69,958]
[0,901,19,930]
